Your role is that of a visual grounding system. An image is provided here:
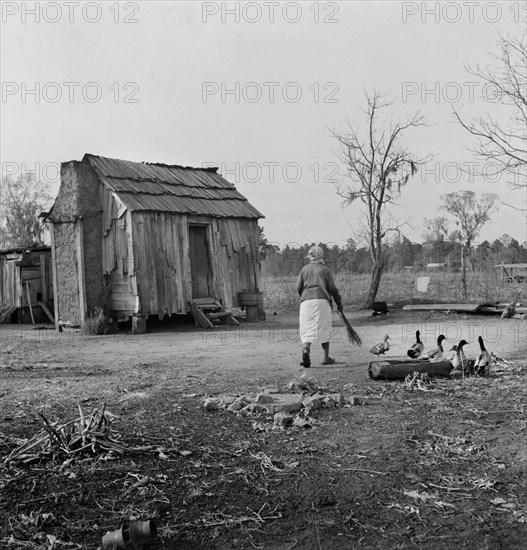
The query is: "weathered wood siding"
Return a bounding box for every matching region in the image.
[101,187,138,318]
[131,213,261,318]
[0,253,22,308]
[132,212,190,318]
[211,217,261,307]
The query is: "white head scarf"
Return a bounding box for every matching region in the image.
[307,245,325,264]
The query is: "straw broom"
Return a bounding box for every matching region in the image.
[337,310,362,346]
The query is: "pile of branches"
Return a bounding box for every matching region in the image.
[4,404,156,465]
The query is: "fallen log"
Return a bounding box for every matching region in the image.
[369,358,453,380]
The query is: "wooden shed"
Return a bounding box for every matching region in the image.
[47,154,264,327]
[0,246,54,324]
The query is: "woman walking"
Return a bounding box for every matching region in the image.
[297,245,343,368]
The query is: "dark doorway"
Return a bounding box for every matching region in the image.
[188,225,212,298]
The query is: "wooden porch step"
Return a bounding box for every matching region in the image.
[207,311,234,319]
[0,304,17,323]
[190,297,240,329]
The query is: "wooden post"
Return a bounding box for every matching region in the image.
[49,224,60,331]
[131,314,147,334]
[40,252,48,304]
[25,281,35,325]
[75,219,87,326]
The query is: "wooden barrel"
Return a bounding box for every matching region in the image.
[238,290,264,307]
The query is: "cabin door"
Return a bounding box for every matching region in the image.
[188,225,212,298]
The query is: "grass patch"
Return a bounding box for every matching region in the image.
[261,271,523,309]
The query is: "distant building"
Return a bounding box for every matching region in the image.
[426,263,446,271]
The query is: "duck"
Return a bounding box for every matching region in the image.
[474,336,492,376]
[369,335,390,355]
[444,344,458,362]
[421,334,447,360]
[451,339,469,371]
[407,330,424,359]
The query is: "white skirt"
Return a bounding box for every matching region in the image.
[299,299,333,344]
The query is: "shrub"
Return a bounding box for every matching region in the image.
[82,307,114,336]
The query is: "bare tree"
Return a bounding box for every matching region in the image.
[454,34,527,192]
[333,91,430,308]
[0,173,52,249]
[426,191,498,300]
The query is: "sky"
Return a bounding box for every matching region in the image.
[1,0,526,249]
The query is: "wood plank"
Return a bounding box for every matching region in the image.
[0,305,17,323]
[132,213,147,314]
[40,253,48,303]
[191,301,213,328]
[173,215,185,311]
[193,297,217,305]
[24,282,35,324]
[50,225,60,330]
[109,300,138,310]
[38,301,55,323]
[152,213,166,319]
[142,213,157,315]
[479,306,516,315]
[402,303,482,313]
[206,311,234,319]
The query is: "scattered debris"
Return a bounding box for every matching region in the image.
[274,412,294,428]
[3,405,158,465]
[102,520,157,549]
[286,374,321,393]
[402,489,457,510]
[404,372,433,391]
[200,375,357,428]
[348,396,366,406]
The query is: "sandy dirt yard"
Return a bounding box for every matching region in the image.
[1,309,526,549]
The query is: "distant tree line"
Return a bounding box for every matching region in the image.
[259,231,527,277]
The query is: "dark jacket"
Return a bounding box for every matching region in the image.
[296,262,342,308]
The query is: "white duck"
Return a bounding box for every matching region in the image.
[474,336,492,376]
[370,335,390,356]
[407,330,424,359]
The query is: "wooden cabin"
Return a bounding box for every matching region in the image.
[46,154,264,327]
[0,246,54,324]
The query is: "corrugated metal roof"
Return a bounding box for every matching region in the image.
[85,154,263,218]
